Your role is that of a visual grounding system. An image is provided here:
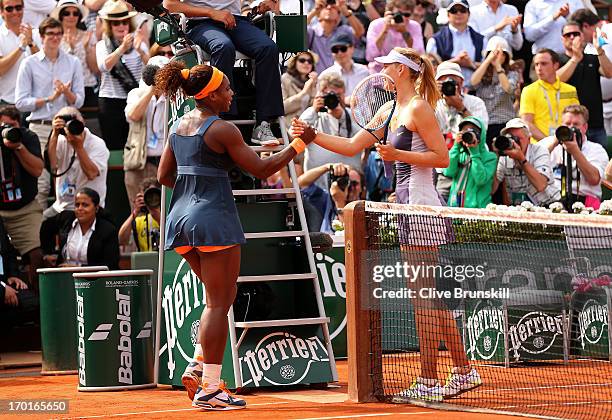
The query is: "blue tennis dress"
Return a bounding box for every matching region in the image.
[164,116,246,250]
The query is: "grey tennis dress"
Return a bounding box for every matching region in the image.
[389,125,450,246]
[164,115,246,250]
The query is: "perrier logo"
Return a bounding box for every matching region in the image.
[578,299,609,349]
[465,300,504,361]
[239,331,329,387]
[509,311,564,361]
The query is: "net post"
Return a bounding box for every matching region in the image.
[344,200,377,402]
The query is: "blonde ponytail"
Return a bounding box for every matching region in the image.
[416,55,441,109]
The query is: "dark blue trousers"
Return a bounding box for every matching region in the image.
[187,16,285,120]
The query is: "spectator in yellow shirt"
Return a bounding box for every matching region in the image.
[519,48,579,142]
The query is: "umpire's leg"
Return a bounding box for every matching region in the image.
[230,16,284,121]
[187,20,238,116]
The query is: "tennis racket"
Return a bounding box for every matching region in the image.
[350,73,397,179]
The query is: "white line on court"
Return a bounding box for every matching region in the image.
[52,401,290,419]
[480,382,612,392]
[294,411,436,420]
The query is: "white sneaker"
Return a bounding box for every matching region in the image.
[397,378,444,402]
[440,367,482,399]
[192,382,247,411]
[251,121,281,146]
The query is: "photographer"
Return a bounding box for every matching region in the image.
[434,61,488,201]
[0,105,44,287]
[40,107,109,260]
[298,163,364,232]
[307,0,365,73]
[366,0,425,73]
[124,56,168,205]
[299,73,361,190]
[118,177,161,252]
[541,105,608,207]
[492,118,560,206]
[443,116,497,208]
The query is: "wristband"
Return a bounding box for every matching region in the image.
[290,138,306,154]
[520,159,527,166]
[496,69,504,74]
[0,280,6,288]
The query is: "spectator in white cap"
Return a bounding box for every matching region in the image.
[492,117,561,206]
[52,0,99,109]
[123,54,168,205]
[469,0,523,51]
[433,60,488,201]
[426,0,484,85]
[471,36,519,146]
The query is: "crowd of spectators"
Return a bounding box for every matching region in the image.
[2,0,612,323]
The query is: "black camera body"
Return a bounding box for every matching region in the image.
[318,91,341,112]
[0,123,22,144]
[492,134,518,156]
[140,186,162,214]
[461,129,480,145]
[58,114,85,136]
[441,78,457,96]
[329,166,350,191]
[326,0,335,4]
[393,12,404,23]
[555,125,582,145]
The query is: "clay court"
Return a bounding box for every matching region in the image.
[1,359,525,420]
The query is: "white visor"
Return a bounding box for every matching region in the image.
[374,50,421,72]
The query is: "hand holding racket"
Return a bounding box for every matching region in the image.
[350,73,397,179]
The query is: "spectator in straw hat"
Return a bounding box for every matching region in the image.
[52,0,99,109]
[96,0,148,151]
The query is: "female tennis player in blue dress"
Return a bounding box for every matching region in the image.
[156,62,310,411]
[291,47,481,402]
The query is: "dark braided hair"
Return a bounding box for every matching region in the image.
[154,61,214,100]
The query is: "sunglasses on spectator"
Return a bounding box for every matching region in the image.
[297,57,313,64]
[562,31,582,39]
[111,20,130,27]
[331,45,349,54]
[60,10,81,17]
[44,31,63,37]
[448,7,468,14]
[397,11,412,17]
[3,4,23,12]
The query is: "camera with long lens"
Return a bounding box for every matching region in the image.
[441,78,457,96]
[326,0,335,5]
[329,166,350,191]
[0,123,22,144]
[58,114,85,136]
[492,134,518,156]
[140,186,162,214]
[393,12,404,23]
[555,125,582,145]
[318,91,341,112]
[460,128,479,145]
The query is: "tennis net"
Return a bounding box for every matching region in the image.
[344,201,612,420]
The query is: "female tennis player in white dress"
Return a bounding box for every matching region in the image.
[291,47,481,401]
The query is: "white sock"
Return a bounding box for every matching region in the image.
[192,344,204,368]
[202,363,222,392]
